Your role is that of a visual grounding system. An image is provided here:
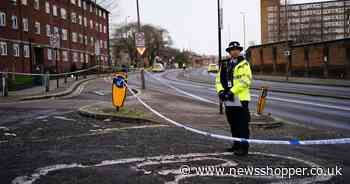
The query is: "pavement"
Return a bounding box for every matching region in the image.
[0,71,349,183]
[254,74,350,87]
[0,74,104,103]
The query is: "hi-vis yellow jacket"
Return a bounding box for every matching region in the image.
[215,57,252,101]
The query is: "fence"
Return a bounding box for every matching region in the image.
[0,65,105,97]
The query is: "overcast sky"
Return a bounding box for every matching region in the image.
[109,0,331,55]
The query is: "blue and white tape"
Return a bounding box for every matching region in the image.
[128,72,350,145]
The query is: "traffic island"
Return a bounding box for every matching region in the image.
[78,101,155,124]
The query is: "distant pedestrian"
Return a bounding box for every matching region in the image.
[216,41,252,156]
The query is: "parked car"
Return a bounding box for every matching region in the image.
[207,63,219,73]
[152,63,165,72]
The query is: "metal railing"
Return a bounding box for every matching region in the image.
[0,65,106,97]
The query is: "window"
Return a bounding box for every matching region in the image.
[23,18,28,32]
[45,2,50,14]
[83,17,87,27]
[53,5,58,16]
[84,35,88,45]
[71,12,76,23]
[47,48,52,60]
[71,0,76,5]
[11,15,18,29]
[90,4,93,12]
[62,51,68,62]
[103,25,106,33]
[0,42,7,56]
[21,0,27,5]
[23,45,29,58]
[34,0,39,10]
[99,24,102,32]
[73,52,78,62]
[78,0,81,7]
[62,29,67,40]
[61,8,66,19]
[46,24,51,36]
[35,21,40,35]
[95,22,98,31]
[79,34,83,44]
[80,53,84,62]
[85,54,89,63]
[78,15,82,25]
[90,20,93,29]
[72,32,77,42]
[83,1,86,10]
[13,44,20,57]
[0,12,6,26]
[90,37,94,45]
[53,26,59,36]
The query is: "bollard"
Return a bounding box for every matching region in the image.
[64,74,67,84]
[257,87,268,115]
[2,73,8,97]
[75,72,79,81]
[141,69,145,90]
[56,75,59,89]
[45,71,50,92]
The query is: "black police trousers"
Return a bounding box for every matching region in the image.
[225,101,251,149]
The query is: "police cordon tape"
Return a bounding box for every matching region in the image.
[124,71,350,145]
[0,66,99,77]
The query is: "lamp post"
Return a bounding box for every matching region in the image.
[217,0,223,114]
[240,12,247,50]
[217,0,223,64]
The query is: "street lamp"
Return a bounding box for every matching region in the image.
[240,12,246,50]
[217,0,223,114]
[124,16,131,39]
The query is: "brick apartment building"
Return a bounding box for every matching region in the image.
[247,0,350,79]
[0,0,109,73]
[261,0,350,44]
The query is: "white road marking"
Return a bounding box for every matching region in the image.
[4,133,16,137]
[11,152,331,184]
[0,126,10,131]
[35,116,49,120]
[93,91,105,96]
[53,116,76,122]
[209,85,350,112]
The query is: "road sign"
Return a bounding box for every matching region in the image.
[135,32,146,55]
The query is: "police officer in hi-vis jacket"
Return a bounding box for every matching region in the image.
[216,41,252,156]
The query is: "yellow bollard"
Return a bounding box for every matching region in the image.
[112,72,128,111]
[257,87,268,115]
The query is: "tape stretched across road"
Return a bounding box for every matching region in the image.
[126,71,350,145]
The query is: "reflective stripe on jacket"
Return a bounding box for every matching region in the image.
[215,58,252,101]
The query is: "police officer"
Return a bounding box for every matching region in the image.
[215,41,252,156]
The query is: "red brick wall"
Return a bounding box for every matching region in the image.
[248,39,350,78]
[291,47,304,69]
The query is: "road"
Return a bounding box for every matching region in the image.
[146,69,350,131]
[188,68,350,98]
[1,72,350,183]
